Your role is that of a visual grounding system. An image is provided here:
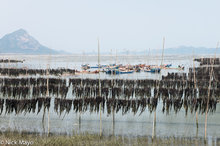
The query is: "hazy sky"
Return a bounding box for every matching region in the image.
[0,0,220,53]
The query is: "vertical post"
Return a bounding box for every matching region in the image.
[145,49,147,65]
[152,39,164,139]
[205,62,213,139]
[205,42,219,139]
[79,68,83,133]
[8,57,11,75]
[115,49,118,66]
[152,110,156,139]
[146,48,151,73]
[46,64,49,96]
[196,116,199,137]
[152,72,160,139]
[78,113,81,133]
[193,52,199,136]
[152,81,158,139]
[112,107,115,136]
[98,38,102,137]
[160,37,165,67]
[112,78,115,136]
[46,64,50,136]
[47,102,50,136]
[42,64,49,133]
[147,48,150,65]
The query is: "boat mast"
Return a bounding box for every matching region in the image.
[160,37,165,67]
[98,39,100,68]
[148,48,150,65]
[115,49,118,66]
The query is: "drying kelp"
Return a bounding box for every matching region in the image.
[0,86,30,98]
[54,98,73,115]
[0,68,76,76]
[4,97,51,115]
[194,58,220,66]
[37,97,51,114]
[70,79,155,99]
[32,85,69,98]
[0,59,24,63]
[183,97,217,116]
[0,56,220,117]
[69,78,157,89]
[0,84,69,99]
[69,97,152,116]
[0,98,4,115]
[5,99,36,114]
[0,77,67,87]
[72,96,105,114]
[161,97,218,115]
[162,72,187,81]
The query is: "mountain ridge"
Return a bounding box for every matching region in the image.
[83,46,220,55]
[0,29,60,54]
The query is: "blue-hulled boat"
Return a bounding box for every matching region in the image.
[81,64,90,70]
[144,68,161,73]
[106,69,134,75]
[91,65,107,69]
[106,69,120,75]
[165,64,172,68]
[119,70,134,74]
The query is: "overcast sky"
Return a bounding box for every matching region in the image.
[0,0,219,53]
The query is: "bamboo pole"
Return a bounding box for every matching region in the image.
[112,80,115,136]
[98,38,102,137]
[112,107,115,136]
[193,52,199,136]
[152,110,156,139]
[152,39,164,139]
[46,64,49,96]
[46,52,52,136]
[47,102,50,136]
[204,42,219,139]
[116,49,118,66]
[79,64,83,133]
[42,64,50,133]
[160,37,165,67]
[46,64,50,136]
[110,51,115,136]
[147,48,150,66]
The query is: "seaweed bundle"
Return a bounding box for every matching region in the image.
[0,98,4,115]
[0,68,76,76]
[194,58,220,66]
[4,97,51,115]
[0,59,24,63]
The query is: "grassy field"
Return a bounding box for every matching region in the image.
[0,131,219,146]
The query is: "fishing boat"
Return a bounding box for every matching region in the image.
[90,64,107,69]
[119,70,134,74]
[106,69,120,75]
[165,64,172,68]
[178,65,185,70]
[106,68,134,75]
[135,68,141,72]
[144,68,161,73]
[81,64,90,70]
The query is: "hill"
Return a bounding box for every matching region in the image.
[0,29,60,54]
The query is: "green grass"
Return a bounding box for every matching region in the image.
[0,131,219,146]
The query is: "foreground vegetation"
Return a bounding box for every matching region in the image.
[0,131,219,146]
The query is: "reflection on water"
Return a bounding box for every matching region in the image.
[0,54,219,140]
[0,100,219,138]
